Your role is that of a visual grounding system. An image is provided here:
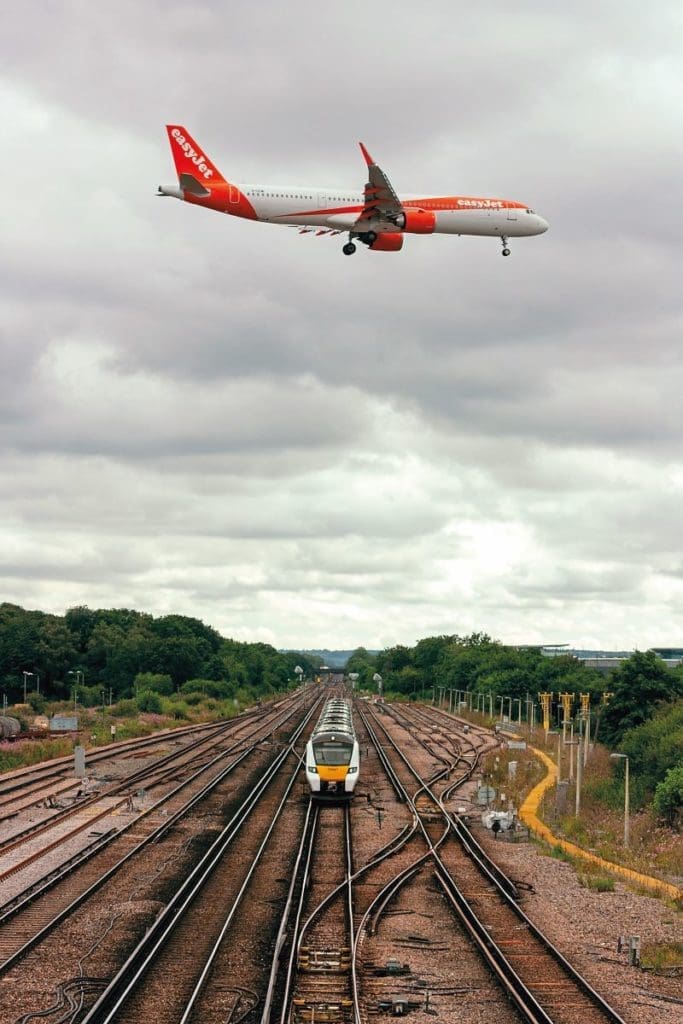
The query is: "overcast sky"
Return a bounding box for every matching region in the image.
[2,1,682,651]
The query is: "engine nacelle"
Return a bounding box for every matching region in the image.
[369,232,404,252]
[396,208,436,234]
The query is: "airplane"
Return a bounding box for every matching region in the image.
[158,125,548,256]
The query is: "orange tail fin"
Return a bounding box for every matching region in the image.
[164,125,257,221]
[166,125,227,185]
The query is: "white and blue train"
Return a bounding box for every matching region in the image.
[305,698,360,801]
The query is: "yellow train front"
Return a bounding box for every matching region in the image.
[305,698,360,802]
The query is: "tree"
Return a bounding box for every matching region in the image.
[344,648,377,689]
[619,699,683,800]
[653,763,683,825]
[134,673,174,696]
[600,651,682,746]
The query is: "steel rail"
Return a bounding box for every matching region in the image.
[178,746,312,1024]
[0,718,232,797]
[344,804,360,1024]
[0,696,313,972]
[260,801,318,1024]
[0,694,305,877]
[363,703,628,1024]
[283,803,357,1024]
[0,716,252,855]
[435,865,554,1024]
[0,692,300,802]
[0,739,257,973]
[78,707,316,1024]
[363,702,517,899]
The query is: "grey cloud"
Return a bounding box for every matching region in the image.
[2,2,683,647]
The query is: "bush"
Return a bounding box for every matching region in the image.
[182,691,204,706]
[134,673,173,696]
[653,764,683,825]
[163,700,190,720]
[578,873,615,892]
[114,698,139,718]
[26,692,47,714]
[136,690,163,714]
[181,678,234,699]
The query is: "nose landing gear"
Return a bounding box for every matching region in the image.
[501,235,511,257]
[342,241,357,256]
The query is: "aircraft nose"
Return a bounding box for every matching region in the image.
[536,215,549,234]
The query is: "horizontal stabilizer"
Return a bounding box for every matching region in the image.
[179,173,211,197]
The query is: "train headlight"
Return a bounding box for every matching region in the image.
[307,765,318,773]
[347,766,358,774]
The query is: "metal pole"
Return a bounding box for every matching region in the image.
[22,671,33,702]
[575,734,582,816]
[557,732,562,782]
[624,758,630,848]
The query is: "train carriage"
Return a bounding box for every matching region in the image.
[305,698,359,801]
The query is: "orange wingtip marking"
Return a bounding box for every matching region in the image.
[359,142,375,166]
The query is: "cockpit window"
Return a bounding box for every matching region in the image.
[526,208,535,214]
[313,740,353,766]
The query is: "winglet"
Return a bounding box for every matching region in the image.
[359,142,375,167]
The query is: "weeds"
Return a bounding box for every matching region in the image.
[640,941,683,970]
[578,872,615,892]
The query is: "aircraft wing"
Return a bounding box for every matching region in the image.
[354,144,403,231]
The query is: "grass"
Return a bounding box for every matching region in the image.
[0,737,75,773]
[577,871,615,892]
[0,694,254,773]
[640,940,683,971]
[479,741,683,895]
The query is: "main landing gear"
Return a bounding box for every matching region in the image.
[501,235,511,257]
[342,230,377,255]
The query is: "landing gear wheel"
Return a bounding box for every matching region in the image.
[502,248,511,256]
[500,235,511,257]
[366,231,377,245]
[343,242,357,255]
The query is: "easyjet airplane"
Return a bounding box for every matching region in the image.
[158,125,548,256]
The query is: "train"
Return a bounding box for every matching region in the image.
[305,698,360,801]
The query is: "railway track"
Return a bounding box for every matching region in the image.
[0,695,314,975]
[74,708,315,1023]
[0,693,639,1024]
[0,717,235,803]
[358,702,627,1024]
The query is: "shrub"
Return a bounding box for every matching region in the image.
[163,700,190,720]
[182,691,203,706]
[653,764,683,825]
[136,690,163,714]
[114,699,139,718]
[134,673,173,696]
[578,873,615,892]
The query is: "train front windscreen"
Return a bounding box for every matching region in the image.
[312,739,354,766]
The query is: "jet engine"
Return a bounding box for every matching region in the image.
[395,209,436,234]
[369,232,404,252]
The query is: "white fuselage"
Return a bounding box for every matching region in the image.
[230,184,548,237]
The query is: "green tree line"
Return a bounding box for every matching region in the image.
[346,635,683,822]
[0,602,321,707]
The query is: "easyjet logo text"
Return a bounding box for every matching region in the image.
[171,129,214,180]
[457,198,504,209]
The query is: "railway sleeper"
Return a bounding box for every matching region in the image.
[292,999,353,1023]
[298,947,351,972]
